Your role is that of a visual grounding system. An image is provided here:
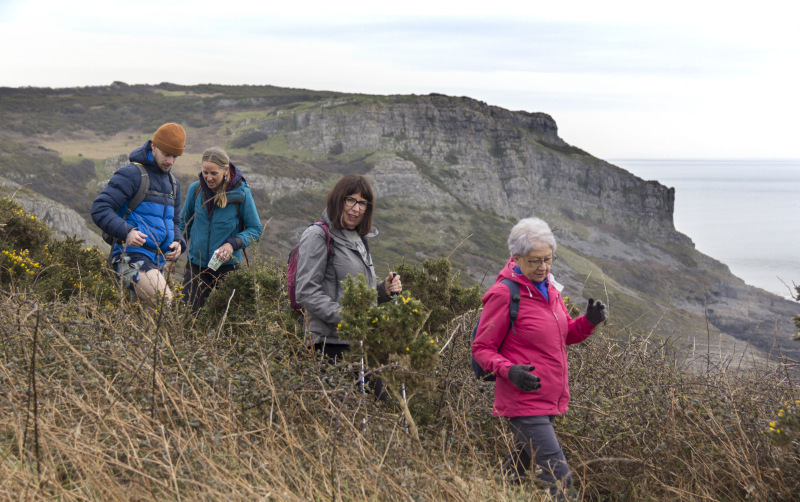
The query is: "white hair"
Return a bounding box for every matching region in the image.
[507,217,557,257]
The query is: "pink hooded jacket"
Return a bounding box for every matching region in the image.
[472,257,596,417]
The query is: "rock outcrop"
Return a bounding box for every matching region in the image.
[0,177,108,250]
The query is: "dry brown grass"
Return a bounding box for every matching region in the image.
[0,289,798,501]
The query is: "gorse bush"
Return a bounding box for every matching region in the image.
[0,197,50,255]
[337,274,438,375]
[37,237,118,305]
[766,399,800,445]
[0,197,117,304]
[394,257,482,339]
[198,256,297,336]
[0,248,40,283]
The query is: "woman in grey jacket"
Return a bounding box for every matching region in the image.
[294,174,402,362]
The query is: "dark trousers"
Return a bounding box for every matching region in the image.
[314,342,388,401]
[182,261,237,314]
[505,415,572,495]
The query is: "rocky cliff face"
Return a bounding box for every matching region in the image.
[253,95,690,247]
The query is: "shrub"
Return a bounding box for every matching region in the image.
[35,237,118,305]
[0,198,116,304]
[197,257,298,337]
[0,197,50,253]
[394,257,482,339]
[0,197,50,291]
[766,399,800,445]
[337,273,437,376]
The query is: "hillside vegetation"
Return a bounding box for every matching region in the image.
[0,198,799,500]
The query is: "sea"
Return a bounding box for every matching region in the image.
[609,159,800,300]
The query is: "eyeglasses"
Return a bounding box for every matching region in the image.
[344,196,370,210]
[527,255,556,267]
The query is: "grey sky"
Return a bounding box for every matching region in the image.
[1,0,798,159]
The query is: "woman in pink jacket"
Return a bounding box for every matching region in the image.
[472,217,606,496]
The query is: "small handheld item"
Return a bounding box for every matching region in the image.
[207,248,224,271]
[391,272,399,303]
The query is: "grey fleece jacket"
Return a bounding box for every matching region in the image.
[294,211,391,345]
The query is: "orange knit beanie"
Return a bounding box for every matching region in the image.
[152,123,186,156]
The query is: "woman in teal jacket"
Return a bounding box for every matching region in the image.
[180,147,263,313]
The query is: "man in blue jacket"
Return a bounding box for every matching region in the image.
[92,123,187,308]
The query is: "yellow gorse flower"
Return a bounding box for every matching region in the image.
[2,249,40,275]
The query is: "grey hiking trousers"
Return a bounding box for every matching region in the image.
[504,415,572,494]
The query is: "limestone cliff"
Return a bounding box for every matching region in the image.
[253,95,688,246]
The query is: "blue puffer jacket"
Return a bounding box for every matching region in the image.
[91,141,185,265]
[180,162,263,268]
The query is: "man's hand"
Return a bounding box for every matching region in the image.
[126,229,147,247]
[165,241,182,262]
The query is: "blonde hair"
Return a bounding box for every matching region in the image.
[201,147,230,208]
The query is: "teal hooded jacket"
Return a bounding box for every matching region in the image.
[180,162,263,268]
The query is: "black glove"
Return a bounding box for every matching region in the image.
[585,298,607,325]
[507,365,541,392]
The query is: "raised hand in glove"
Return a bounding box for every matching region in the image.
[585,298,607,325]
[507,365,541,392]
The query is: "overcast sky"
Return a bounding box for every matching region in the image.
[1,0,798,159]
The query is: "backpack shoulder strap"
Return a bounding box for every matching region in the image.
[230,198,252,266]
[124,163,149,217]
[168,172,177,198]
[499,278,521,336]
[312,221,333,257]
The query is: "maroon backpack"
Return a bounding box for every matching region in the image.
[287,222,333,316]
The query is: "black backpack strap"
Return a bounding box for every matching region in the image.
[168,172,177,198]
[125,163,150,218]
[500,278,521,337]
